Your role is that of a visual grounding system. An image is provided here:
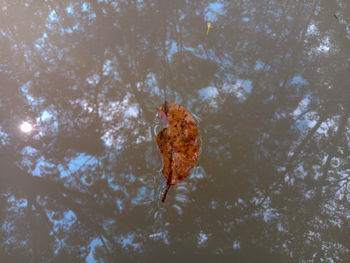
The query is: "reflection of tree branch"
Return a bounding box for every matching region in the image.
[4,24,30,71]
[2,152,126,252]
[1,155,117,219]
[275,0,319,99]
[31,178,117,257]
[322,111,349,178]
[285,113,326,172]
[35,177,117,250]
[27,195,39,262]
[332,173,350,186]
[259,113,326,205]
[299,0,319,43]
[65,197,116,250]
[293,108,312,122]
[98,233,112,259]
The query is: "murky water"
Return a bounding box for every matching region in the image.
[1,0,349,262]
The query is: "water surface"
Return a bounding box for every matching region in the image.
[1,0,349,262]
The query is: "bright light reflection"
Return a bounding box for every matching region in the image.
[20,121,33,133]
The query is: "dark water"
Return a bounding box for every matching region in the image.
[1,0,349,262]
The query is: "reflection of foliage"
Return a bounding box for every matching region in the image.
[0,0,349,262]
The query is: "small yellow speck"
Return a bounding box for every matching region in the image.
[206,22,211,35]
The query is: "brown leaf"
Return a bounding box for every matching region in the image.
[156,101,200,202]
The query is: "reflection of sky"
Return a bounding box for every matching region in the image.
[116,233,142,251]
[317,118,337,135]
[292,90,340,136]
[49,10,59,22]
[124,104,139,118]
[131,186,153,205]
[199,86,218,99]
[95,93,150,147]
[30,152,96,184]
[254,60,265,71]
[224,79,252,93]
[306,23,332,55]
[2,196,27,246]
[86,238,102,263]
[142,73,161,96]
[59,153,97,186]
[0,127,9,144]
[45,209,77,254]
[160,1,224,60]
[21,81,35,103]
[39,110,54,122]
[290,75,308,86]
[204,2,224,22]
[47,2,96,34]
[197,230,209,247]
[223,78,252,102]
[293,95,310,113]
[199,78,254,105]
[86,233,145,261]
[3,0,348,260]
[66,6,73,14]
[292,90,319,132]
[49,210,76,233]
[20,70,149,150]
[166,40,178,60]
[233,240,240,249]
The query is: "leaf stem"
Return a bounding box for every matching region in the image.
[161,182,171,202]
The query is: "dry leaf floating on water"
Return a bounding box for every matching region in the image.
[156,101,200,202]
